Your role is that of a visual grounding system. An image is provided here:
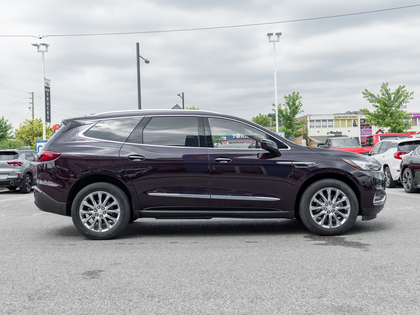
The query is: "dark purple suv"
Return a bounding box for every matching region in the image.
[34,110,386,239]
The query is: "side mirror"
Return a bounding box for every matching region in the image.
[261,139,281,157]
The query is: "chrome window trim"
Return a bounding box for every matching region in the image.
[76,114,291,151]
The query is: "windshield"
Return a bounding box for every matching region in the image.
[331,138,359,148]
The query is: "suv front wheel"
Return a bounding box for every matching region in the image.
[71,183,131,240]
[384,166,397,188]
[299,179,358,236]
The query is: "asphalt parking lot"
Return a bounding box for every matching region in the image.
[1,187,420,314]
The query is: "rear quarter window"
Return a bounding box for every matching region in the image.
[84,118,142,142]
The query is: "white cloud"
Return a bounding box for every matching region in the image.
[1,0,420,131]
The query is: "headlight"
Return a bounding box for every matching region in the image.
[343,158,381,171]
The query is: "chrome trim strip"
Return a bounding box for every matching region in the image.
[211,195,280,201]
[292,162,317,167]
[148,193,280,201]
[148,193,210,199]
[276,162,292,165]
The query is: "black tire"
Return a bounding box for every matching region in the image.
[20,174,32,194]
[402,167,418,193]
[299,179,359,236]
[71,183,130,240]
[384,166,397,188]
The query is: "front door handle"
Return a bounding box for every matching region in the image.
[214,157,232,163]
[128,155,145,161]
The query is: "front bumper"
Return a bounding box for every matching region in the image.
[360,170,386,219]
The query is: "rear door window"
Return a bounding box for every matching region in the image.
[142,116,200,147]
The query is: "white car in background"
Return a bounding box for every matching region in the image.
[368,138,420,188]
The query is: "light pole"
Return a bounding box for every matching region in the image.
[267,32,281,132]
[177,92,184,109]
[32,43,49,140]
[136,43,149,110]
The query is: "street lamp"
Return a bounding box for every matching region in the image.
[267,32,282,132]
[177,92,184,109]
[136,43,149,110]
[32,42,49,140]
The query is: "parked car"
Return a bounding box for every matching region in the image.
[34,110,386,239]
[321,137,366,155]
[400,145,420,193]
[368,138,420,188]
[0,149,38,193]
[365,133,412,149]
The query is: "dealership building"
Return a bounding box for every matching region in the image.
[292,112,420,147]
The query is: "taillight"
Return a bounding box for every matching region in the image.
[394,151,410,160]
[7,161,23,166]
[37,151,61,162]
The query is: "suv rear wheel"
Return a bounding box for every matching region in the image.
[20,174,32,194]
[71,183,130,240]
[402,168,418,193]
[299,179,358,236]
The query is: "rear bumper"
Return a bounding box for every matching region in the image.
[0,177,22,188]
[34,186,67,216]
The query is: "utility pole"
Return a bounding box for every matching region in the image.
[29,92,34,120]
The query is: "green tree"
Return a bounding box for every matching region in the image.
[360,82,414,133]
[0,139,25,149]
[186,105,199,110]
[0,116,13,141]
[251,113,271,126]
[273,92,307,139]
[14,118,53,148]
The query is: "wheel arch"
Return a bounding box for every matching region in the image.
[294,173,361,218]
[65,174,133,216]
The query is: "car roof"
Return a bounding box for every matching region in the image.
[83,109,222,118]
[380,138,418,143]
[0,148,35,152]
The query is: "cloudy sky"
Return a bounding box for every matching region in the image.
[1,0,420,130]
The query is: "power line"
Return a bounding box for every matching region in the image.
[0,4,419,39]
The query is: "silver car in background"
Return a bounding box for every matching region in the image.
[0,149,38,193]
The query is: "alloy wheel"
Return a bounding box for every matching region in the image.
[78,191,121,233]
[401,168,416,193]
[309,187,350,229]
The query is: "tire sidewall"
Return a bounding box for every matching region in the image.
[71,183,130,240]
[403,168,416,193]
[384,167,396,188]
[299,179,359,236]
[20,173,32,194]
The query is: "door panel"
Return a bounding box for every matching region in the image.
[120,144,210,209]
[120,116,210,209]
[208,149,293,210]
[205,117,292,211]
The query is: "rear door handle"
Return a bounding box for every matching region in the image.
[128,155,145,161]
[214,157,232,163]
